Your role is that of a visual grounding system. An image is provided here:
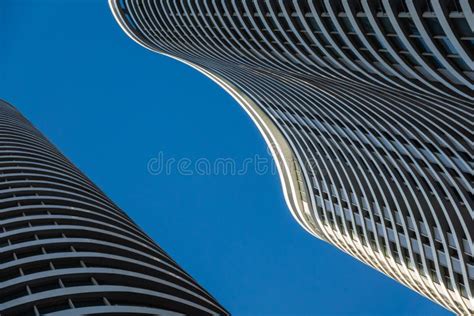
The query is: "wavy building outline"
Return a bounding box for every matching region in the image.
[109,1,473,314]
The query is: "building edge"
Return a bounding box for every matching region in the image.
[108,0,319,238]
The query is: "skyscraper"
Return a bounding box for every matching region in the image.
[0,100,228,315]
[109,0,473,314]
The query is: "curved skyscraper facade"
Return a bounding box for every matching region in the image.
[110,0,473,314]
[0,100,228,315]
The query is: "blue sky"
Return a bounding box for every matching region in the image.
[0,1,451,315]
